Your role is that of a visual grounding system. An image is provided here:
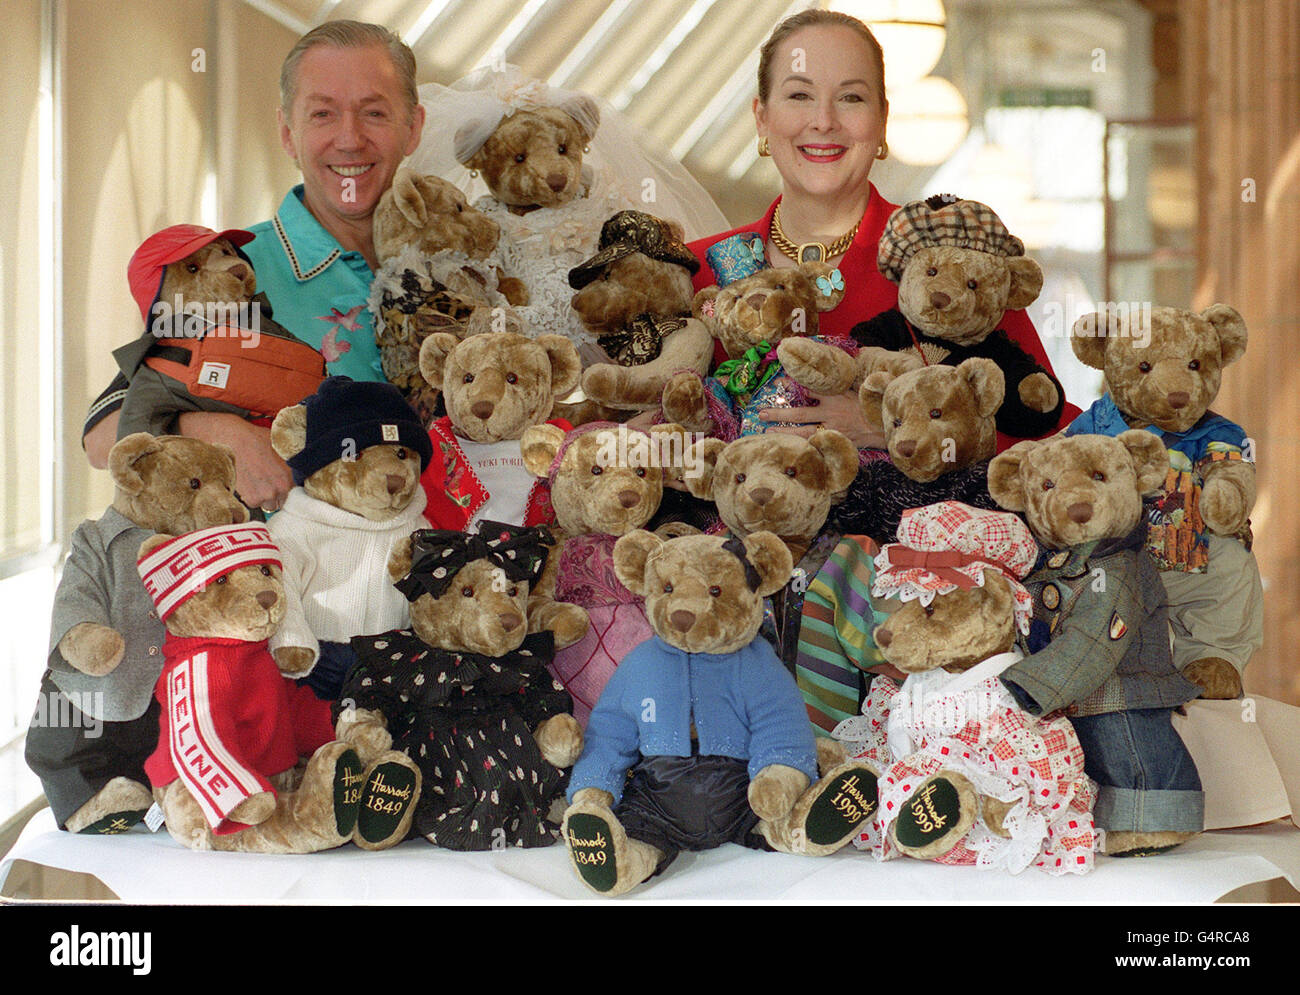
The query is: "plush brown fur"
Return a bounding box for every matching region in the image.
[157,238,256,315]
[777,337,921,396]
[463,102,598,211]
[686,429,857,556]
[900,245,1043,347]
[419,330,580,444]
[375,169,500,264]
[987,431,1168,550]
[575,251,714,411]
[860,358,1004,483]
[693,261,846,361]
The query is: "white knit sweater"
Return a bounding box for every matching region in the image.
[267,487,429,671]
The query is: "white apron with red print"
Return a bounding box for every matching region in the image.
[833,650,1098,875]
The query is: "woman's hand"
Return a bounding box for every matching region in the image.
[177,411,293,511]
[759,389,886,449]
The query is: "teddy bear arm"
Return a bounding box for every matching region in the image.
[1199,459,1255,535]
[582,320,714,410]
[58,622,126,677]
[990,341,1065,438]
[777,337,861,394]
[494,269,530,306]
[49,531,136,677]
[264,545,320,675]
[334,705,393,763]
[747,764,811,822]
[534,713,584,769]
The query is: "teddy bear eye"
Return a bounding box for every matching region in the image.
[784,466,797,478]
[966,279,978,290]
[1138,361,1151,373]
[461,586,474,597]
[396,447,408,460]
[926,267,937,277]
[662,582,673,594]
[189,477,202,490]
[558,144,568,155]
[923,604,934,617]
[514,152,526,164]
[929,408,942,419]
[591,465,603,475]
[1092,471,1106,482]
[709,585,721,597]
[215,575,228,585]
[1042,479,1056,490]
[892,418,902,428]
[456,204,463,213]
[508,586,519,597]
[260,565,271,576]
[506,372,518,385]
[775,283,786,291]
[734,472,746,484]
[635,467,646,477]
[186,263,199,274]
[463,373,475,383]
[1188,359,1200,371]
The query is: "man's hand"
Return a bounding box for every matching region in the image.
[177,411,293,511]
[760,390,887,449]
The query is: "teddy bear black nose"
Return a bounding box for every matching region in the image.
[499,612,522,632]
[1167,391,1190,409]
[618,489,639,508]
[875,626,892,648]
[670,610,696,632]
[930,291,951,309]
[895,439,917,458]
[749,487,774,506]
[471,400,494,420]
[256,590,277,609]
[546,172,568,192]
[1068,502,1093,524]
[386,474,405,495]
[745,293,767,311]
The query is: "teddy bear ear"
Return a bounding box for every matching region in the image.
[418,332,461,392]
[390,168,428,228]
[960,357,1006,420]
[1003,256,1044,310]
[800,261,848,312]
[534,334,581,398]
[1118,429,1170,495]
[556,94,600,145]
[987,440,1040,511]
[742,531,794,598]
[1069,312,1109,370]
[137,532,174,561]
[521,423,567,477]
[808,428,859,492]
[612,529,662,596]
[683,436,726,499]
[1200,304,1248,367]
[858,370,892,429]
[269,404,308,460]
[108,433,165,494]
[386,533,415,584]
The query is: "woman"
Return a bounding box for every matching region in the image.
[688,9,1078,447]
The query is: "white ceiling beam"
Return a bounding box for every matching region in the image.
[609,0,713,110]
[548,0,637,88]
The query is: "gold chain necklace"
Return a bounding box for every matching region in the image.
[769,203,860,264]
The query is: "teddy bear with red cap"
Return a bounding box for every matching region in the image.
[112,225,326,444]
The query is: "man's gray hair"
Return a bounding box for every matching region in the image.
[280,20,419,119]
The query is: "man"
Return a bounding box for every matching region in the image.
[84,21,424,512]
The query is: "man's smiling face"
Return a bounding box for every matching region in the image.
[278,43,425,236]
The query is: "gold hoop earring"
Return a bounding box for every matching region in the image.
[758,136,771,157]
[876,141,889,160]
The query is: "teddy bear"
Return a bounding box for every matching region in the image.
[136,523,420,852]
[416,330,579,531]
[266,376,434,701]
[518,420,697,723]
[112,224,325,441]
[1067,304,1261,700]
[685,428,859,666]
[369,169,529,425]
[824,358,1004,545]
[830,502,1099,874]
[337,522,584,850]
[988,430,1206,856]
[779,195,1063,446]
[25,433,250,835]
[568,210,715,412]
[560,529,882,896]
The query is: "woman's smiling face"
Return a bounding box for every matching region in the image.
[754,24,888,205]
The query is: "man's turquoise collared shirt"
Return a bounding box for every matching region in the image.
[241,185,385,383]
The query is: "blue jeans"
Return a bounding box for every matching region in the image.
[1070,708,1204,834]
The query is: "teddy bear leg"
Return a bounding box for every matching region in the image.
[227,790,276,827]
[353,750,421,850]
[981,795,1017,839]
[213,742,364,854]
[764,761,880,856]
[562,799,661,897]
[154,782,215,851]
[1103,830,1197,857]
[661,371,712,434]
[816,736,849,775]
[534,713,583,769]
[889,771,979,861]
[65,777,154,835]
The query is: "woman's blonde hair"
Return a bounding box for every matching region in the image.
[757,9,887,108]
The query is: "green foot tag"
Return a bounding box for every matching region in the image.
[894,776,963,851]
[334,748,365,837]
[566,812,618,893]
[77,809,149,835]
[356,761,418,846]
[805,767,878,848]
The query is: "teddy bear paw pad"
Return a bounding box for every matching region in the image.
[891,772,977,859]
[565,810,621,893]
[356,758,420,847]
[332,748,365,838]
[77,809,151,835]
[801,764,878,851]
